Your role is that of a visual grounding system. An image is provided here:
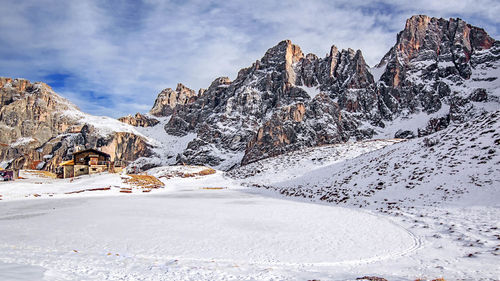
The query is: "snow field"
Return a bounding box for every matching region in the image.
[0,172,420,280]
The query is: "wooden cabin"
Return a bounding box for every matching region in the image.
[60,149,111,178]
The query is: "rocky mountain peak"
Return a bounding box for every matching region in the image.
[0,77,32,93]
[379,15,498,88]
[0,77,63,109]
[261,40,304,65]
[149,83,197,117]
[258,40,304,87]
[152,15,499,170]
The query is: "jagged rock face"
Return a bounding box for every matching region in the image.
[149,83,199,117]
[376,15,498,116]
[0,78,75,146]
[0,78,78,169]
[162,40,380,168]
[0,77,151,171]
[158,16,499,169]
[100,132,151,163]
[118,113,159,127]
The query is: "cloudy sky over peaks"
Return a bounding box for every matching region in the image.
[1,0,499,117]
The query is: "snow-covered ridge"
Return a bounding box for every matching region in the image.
[130,116,197,168]
[61,109,151,140]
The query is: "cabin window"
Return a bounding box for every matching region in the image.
[79,168,85,172]
[92,168,97,171]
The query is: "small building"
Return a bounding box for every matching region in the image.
[60,149,111,178]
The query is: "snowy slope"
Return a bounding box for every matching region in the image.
[130,116,197,168]
[63,109,150,139]
[227,139,403,184]
[232,111,500,208]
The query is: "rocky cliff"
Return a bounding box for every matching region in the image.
[0,78,152,171]
[142,15,497,170]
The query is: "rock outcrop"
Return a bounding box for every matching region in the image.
[0,78,152,171]
[149,83,199,117]
[118,113,159,127]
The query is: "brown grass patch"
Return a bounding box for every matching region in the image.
[124,175,164,189]
[198,168,216,176]
[201,187,226,190]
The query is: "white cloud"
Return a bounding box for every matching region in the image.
[0,0,498,117]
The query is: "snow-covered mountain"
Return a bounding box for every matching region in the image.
[1,15,498,173]
[131,15,499,170]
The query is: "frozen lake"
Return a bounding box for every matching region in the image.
[0,177,417,280]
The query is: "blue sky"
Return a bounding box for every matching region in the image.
[1,0,499,117]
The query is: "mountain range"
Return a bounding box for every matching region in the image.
[0,15,498,172]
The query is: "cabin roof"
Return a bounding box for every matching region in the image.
[59,159,74,166]
[73,149,110,158]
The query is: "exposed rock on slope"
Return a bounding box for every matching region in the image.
[118,113,159,127]
[0,77,75,147]
[0,78,151,171]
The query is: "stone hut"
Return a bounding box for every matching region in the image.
[60,149,111,178]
